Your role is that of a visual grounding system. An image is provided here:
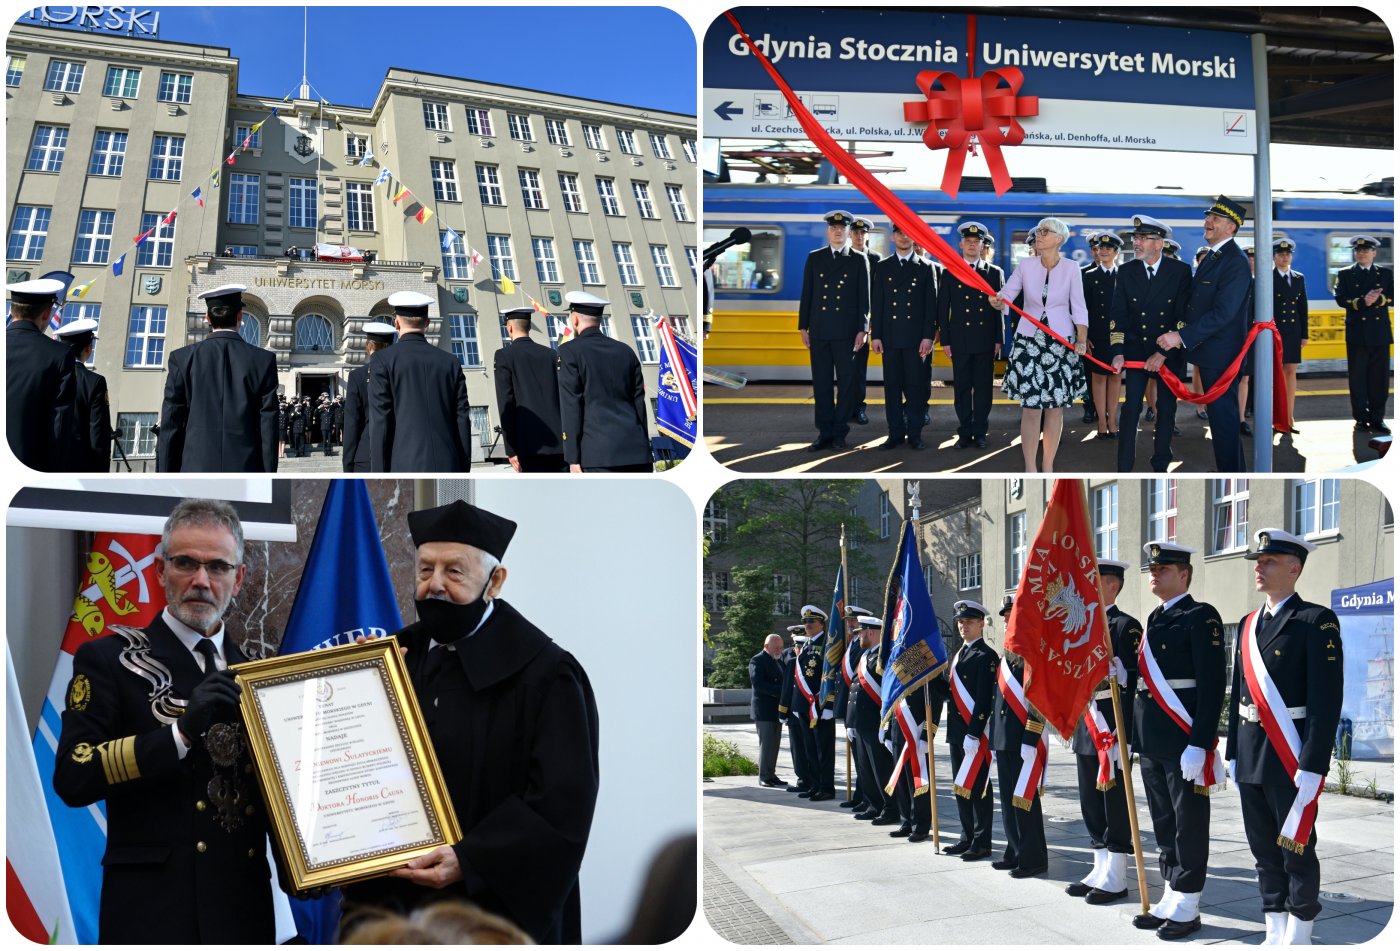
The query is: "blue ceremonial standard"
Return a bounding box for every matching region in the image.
[877,520,949,726]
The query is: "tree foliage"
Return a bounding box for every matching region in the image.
[707,568,775,688]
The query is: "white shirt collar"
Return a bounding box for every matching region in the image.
[1264,592,1295,614]
[163,608,226,663]
[1208,236,1233,254]
[427,599,496,651]
[896,251,914,263]
[1158,593,1189,613]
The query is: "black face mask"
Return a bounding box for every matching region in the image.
[414,572,494,643]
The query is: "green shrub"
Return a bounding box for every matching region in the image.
[703,733,758,778]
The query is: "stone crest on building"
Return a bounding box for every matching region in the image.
[142,275,162,295]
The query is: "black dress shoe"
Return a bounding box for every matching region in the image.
[806,437,832,452]
[809,791,834,802]
[954,435,973,449]
[1373,421,1391,434]
[1133,914,1166,931]
[1096,431,1110,441]
[759,778,783,788]
[1085,887,1128,905]
[1289,427,1301,435]
[853,810,878,821]
[870,815,901,826]
[1197,409,1209,420]
[1156,917,1202,940]
[1010,865,1048,879]
[1355,421,1372,432]
[785,784,807,793]
[1240,421,1253,436]
[942,841,971,855]
[909,437,926,450]
[1108,431,1118,439]
[797,790,814,798]
[877,437,903,451]
[973,435,988,448]
[854,410,869,425]
[1065,882,1092,898]
[960,847,992,861]
[890,826,914,838]
[839,799,862,809]
[991,859,1018,871]
[907,831,930,843]
[832,437,848,450]
[1082,408,1097,424]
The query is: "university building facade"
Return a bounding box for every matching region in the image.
[6,23,698,466]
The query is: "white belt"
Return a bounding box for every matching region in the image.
[1138,678,1196,695]
[1239,702,1307,723]
[1093,688,1114,701]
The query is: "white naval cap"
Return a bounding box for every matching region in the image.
[198,283,247,302]
[1144,540,1196,565]
[7,278,66,304]
[1098,558,1132,578]
[957,221,991,240]
[388,291,434,316]
[954,599,989,619]
[1129,214,1171,238]
[56,318,100,340]
[1245,528,1318,562]
[856,615,883,627]
[565,291,609,317]
[843,604,870,618]
[786,624,805,635]
[362,320,397,344]
[799,603,828,622]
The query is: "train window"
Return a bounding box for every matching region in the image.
[705,225,784,293]
[1325,232,1393,292]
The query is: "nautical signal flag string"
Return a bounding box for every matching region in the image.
[724,10,1292,433]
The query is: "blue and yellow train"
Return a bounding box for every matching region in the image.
[704,183,1393,381]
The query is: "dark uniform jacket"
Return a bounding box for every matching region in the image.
[1225,596,1344,786]
[871,254,938,348]
[156,329,279,473]
[6,320,77,470]
[932,637,998,745]
[368,332,472,472]
[988,659,1045,751]
[341,361,373,472]
[1273,269,1310,358]
[1081,264,1119,356]
[1107,257,1193,363]
[1333,263,1394,346]
[52,617,273,944]
[344,602,598,944]
[936,261,1004,353]
[836,635,862,725]
[72,363,113,472]
[798,247,869,341]
[292,404,308,435]
[787,632,835,722]
[1132,594,1228,760]
[1179,239,1252,370]
[748,650,784,722]
[316,403,333,439]
[556,326,650,468]
[777,645,799,717]
[1070,605,1142,755]
[849,645,884,732]
[494,336,564,457]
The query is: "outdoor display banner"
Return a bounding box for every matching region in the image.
[1329,579,1394,760]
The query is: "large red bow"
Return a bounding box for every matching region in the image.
[903,68,1038,198]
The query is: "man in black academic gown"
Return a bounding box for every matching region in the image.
[157,283,279,472]
[369,291,473,472]
[556,291,652,472]
[342,321,396,472]
[5,278,77,470]
[56,318,113,472]
[494,307,565,472]
[342,500,599,944]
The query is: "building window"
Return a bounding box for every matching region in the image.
[239,313,261,347]
[294,314,334,352]
[650,245,678,286]
[88,130,128,177]
[72,209,115,264]
[102,66,140,98]
[135,212,175,268]
[449,314,482,368]
[115,412,157,457]
[464,108,493,136]
[1147,478,1178,544]
[666,184,691,221]
[476,164,504,205]
[124,306,166,367]
[632,181,657,218]
[518,169,546,209]
[1093,483,1119,559]
[26,125,68,172]
[682,138,697,163]
[345,133,367,157]
[507,113,534,141]
[596,177,622,216]
[879,491,891,538]
[469,406,489,448]
[599,316,614,338]
[704,570,732,612]
[574,240,602,284]
[44,59,84,93]
[157,71,192,103]
[6,54,25,87]
[532,237,560,283]
[431,159,459,202]
[442,230,471,280]
[7,206,51,260]
[582,123,605,150]
[487,234,516,281]
[649,133,673,159]
[235,124,262,150]
[613,243,640,285]
[669,315,691,336]
[288,177,317,230]
[148,134,184,181]
[1293,479,1341,538]
[1211,479,1250,553]
[545,118,570,146]
[558,173,585,213]
[422,100,450,131]
[958,553,982,591]
[1009,512,1028,585]
[59,305,102,365]
[225,244,258,257]
[616,129,640,154]
[771,574,792,616]
[685,246,699,276]
[703,500,728,543]
[345,182,375,231]
[631,315,659,363]
[227,173,259,225]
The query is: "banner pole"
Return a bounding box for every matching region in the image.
[924,681,940,846]
[841,524,852,802]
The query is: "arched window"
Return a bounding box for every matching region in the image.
[294,314,334,352]
[239,313,261,347]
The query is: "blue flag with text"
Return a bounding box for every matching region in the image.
[878,520,948,726]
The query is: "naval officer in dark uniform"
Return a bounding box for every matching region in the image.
[789,605,837,801]
[1131,542,1227,940]
[988,644,1048,878]
[1108,216,1194,472]
[342,320,396,472]
[55,317,112,471]
[1082,233,1122,438]
[848,616,900,826]
[937,222,1004,449]
[494,306,565,472]
[777,624,813,793]
[556,291,652,472]
[1155,196,1252,472]
[6,278,77,470]
[847,216,880,427]
[1270,239,1309,433]
[798,210,869,451]
[834,605,869,812]
[1226,529,1344,946]
[157,284,279,473]
[931,599,998,858]
[369,290,472,472]
[871,222,938,450]
[1333,234,1393,433]
[1067,559,1141,904]
[52,498,273,943]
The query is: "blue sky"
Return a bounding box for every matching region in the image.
[16,5,697,114]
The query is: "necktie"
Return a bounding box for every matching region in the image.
[194,638,220,675]
[1146,265,1155,283]
[900,258,906,268]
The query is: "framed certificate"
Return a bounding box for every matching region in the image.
[233,638,461,891]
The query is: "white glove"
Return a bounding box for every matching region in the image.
[1020,743,1038,763]
[820,708,834,721]
[1294,769,1324,803]
[1110,657,1128,687]
[1226,759,1237,782]
[1179,745,1207,783]
[962,734,981,758]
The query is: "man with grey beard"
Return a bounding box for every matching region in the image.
[53,498,273,943]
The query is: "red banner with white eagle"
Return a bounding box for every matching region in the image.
[1003,480,1112,737]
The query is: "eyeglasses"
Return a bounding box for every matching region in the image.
[1032,227,1055,236]
[165,555,241,578]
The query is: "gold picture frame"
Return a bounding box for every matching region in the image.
[233,638,461,891]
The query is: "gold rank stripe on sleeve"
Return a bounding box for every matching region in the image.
[98,736,141,785]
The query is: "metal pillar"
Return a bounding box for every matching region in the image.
[1252,31,1275,473]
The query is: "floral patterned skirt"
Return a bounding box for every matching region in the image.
[1001,328,1087,409]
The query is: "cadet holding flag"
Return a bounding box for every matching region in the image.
[934,600,997,858]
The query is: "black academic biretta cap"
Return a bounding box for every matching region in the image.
[408,500,518,560]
